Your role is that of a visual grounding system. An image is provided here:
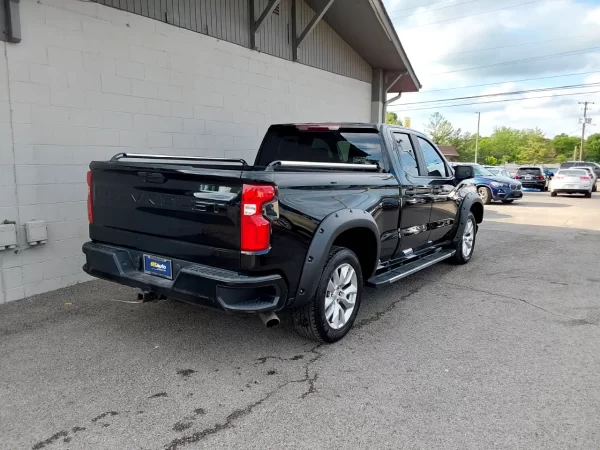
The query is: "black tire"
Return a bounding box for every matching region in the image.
[292,247,363,343]
[585,192,592,198]
[477,186,491,205]
[451,212,477,265]
[550,191,557,197]
[501,199,514,204]
[593,184,597,192]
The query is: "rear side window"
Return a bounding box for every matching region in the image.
[517,167,542,175]
[393,132,419,177]
[560,162,576,168]
[255,126,383,168]
[418,137,448,177]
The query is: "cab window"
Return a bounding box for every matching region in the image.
[417,137,448,177]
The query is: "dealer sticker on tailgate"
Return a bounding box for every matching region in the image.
[143,254,173,279]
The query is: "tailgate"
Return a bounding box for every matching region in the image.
[90,161,243,269]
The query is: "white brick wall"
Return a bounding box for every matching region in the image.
[0,0,372,303]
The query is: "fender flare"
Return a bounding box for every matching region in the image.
[293,209,380,307]
[452,192,484,244]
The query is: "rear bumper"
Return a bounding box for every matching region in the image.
[82,242,288,313]
[520,180,546,189]
[552,188,590,193]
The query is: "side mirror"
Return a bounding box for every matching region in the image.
[454,165,474,180]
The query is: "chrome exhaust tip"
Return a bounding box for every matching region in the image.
[259,312,280,328]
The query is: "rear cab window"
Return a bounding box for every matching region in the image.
[254,125,385,169]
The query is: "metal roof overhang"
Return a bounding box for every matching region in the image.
[303,0,421,93]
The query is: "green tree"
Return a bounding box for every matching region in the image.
[484,156,498,165]
[552,134,580,160]
[386,112,402,125]
[585,133,600,162]
[425,112,458,145]
[452,132,476,162]
[516,132,555,164]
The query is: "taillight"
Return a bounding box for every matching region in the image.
[241,184,275,253]
[581,176,590,180]
[555,176,563,180]
[87,170,93,223]
[537,175,545,179]
[514,175,519,179]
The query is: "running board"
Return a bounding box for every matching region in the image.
[367,249,456,287]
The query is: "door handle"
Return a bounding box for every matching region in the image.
[381,198,400,210]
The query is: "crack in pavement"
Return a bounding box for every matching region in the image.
[255,354,305,365]
[164,344,324,449]
[442,281,599,326]
[354,285,424,329]
[301,371,318,399]
[164,387,280,450]
[163,288,429,450]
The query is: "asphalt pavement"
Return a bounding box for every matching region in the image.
[1,191,600,450]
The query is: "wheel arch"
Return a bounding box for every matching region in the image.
[452,192,484,244]
[470,201,484,224]
[293,209,380,307]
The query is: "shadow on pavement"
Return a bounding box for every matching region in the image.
[482,209,513,220]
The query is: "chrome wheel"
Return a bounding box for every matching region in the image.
[462,219,475,257]
[477,187,489,202]
[324,263,358,330]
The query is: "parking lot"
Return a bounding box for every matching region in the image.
[2,191,600,450]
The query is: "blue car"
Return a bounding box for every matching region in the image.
[452,163,523,204]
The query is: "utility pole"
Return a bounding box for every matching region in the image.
[579,101,594,161]
[474,111,481,163]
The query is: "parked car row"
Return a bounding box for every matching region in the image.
[454,161,599,203]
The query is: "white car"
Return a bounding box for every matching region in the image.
[550,169,594,198]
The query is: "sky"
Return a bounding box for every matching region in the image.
[382,0,600,138]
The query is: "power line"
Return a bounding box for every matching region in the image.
[419,33,593,60]
[391,82,600,106]
[389,89,600,112]
[390,0,481,19]
[398,0,552,30]
[386,0,461,14]
[420,71,600,93]
[429,45,600,76]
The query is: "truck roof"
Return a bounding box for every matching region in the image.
[274,122,424,135]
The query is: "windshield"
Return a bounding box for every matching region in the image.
[470,164,494,176]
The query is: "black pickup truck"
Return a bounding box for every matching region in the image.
[83,123,483,342]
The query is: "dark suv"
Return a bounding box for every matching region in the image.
[514,166,547,190]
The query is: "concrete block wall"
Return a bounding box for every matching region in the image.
[0,0,372,303]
